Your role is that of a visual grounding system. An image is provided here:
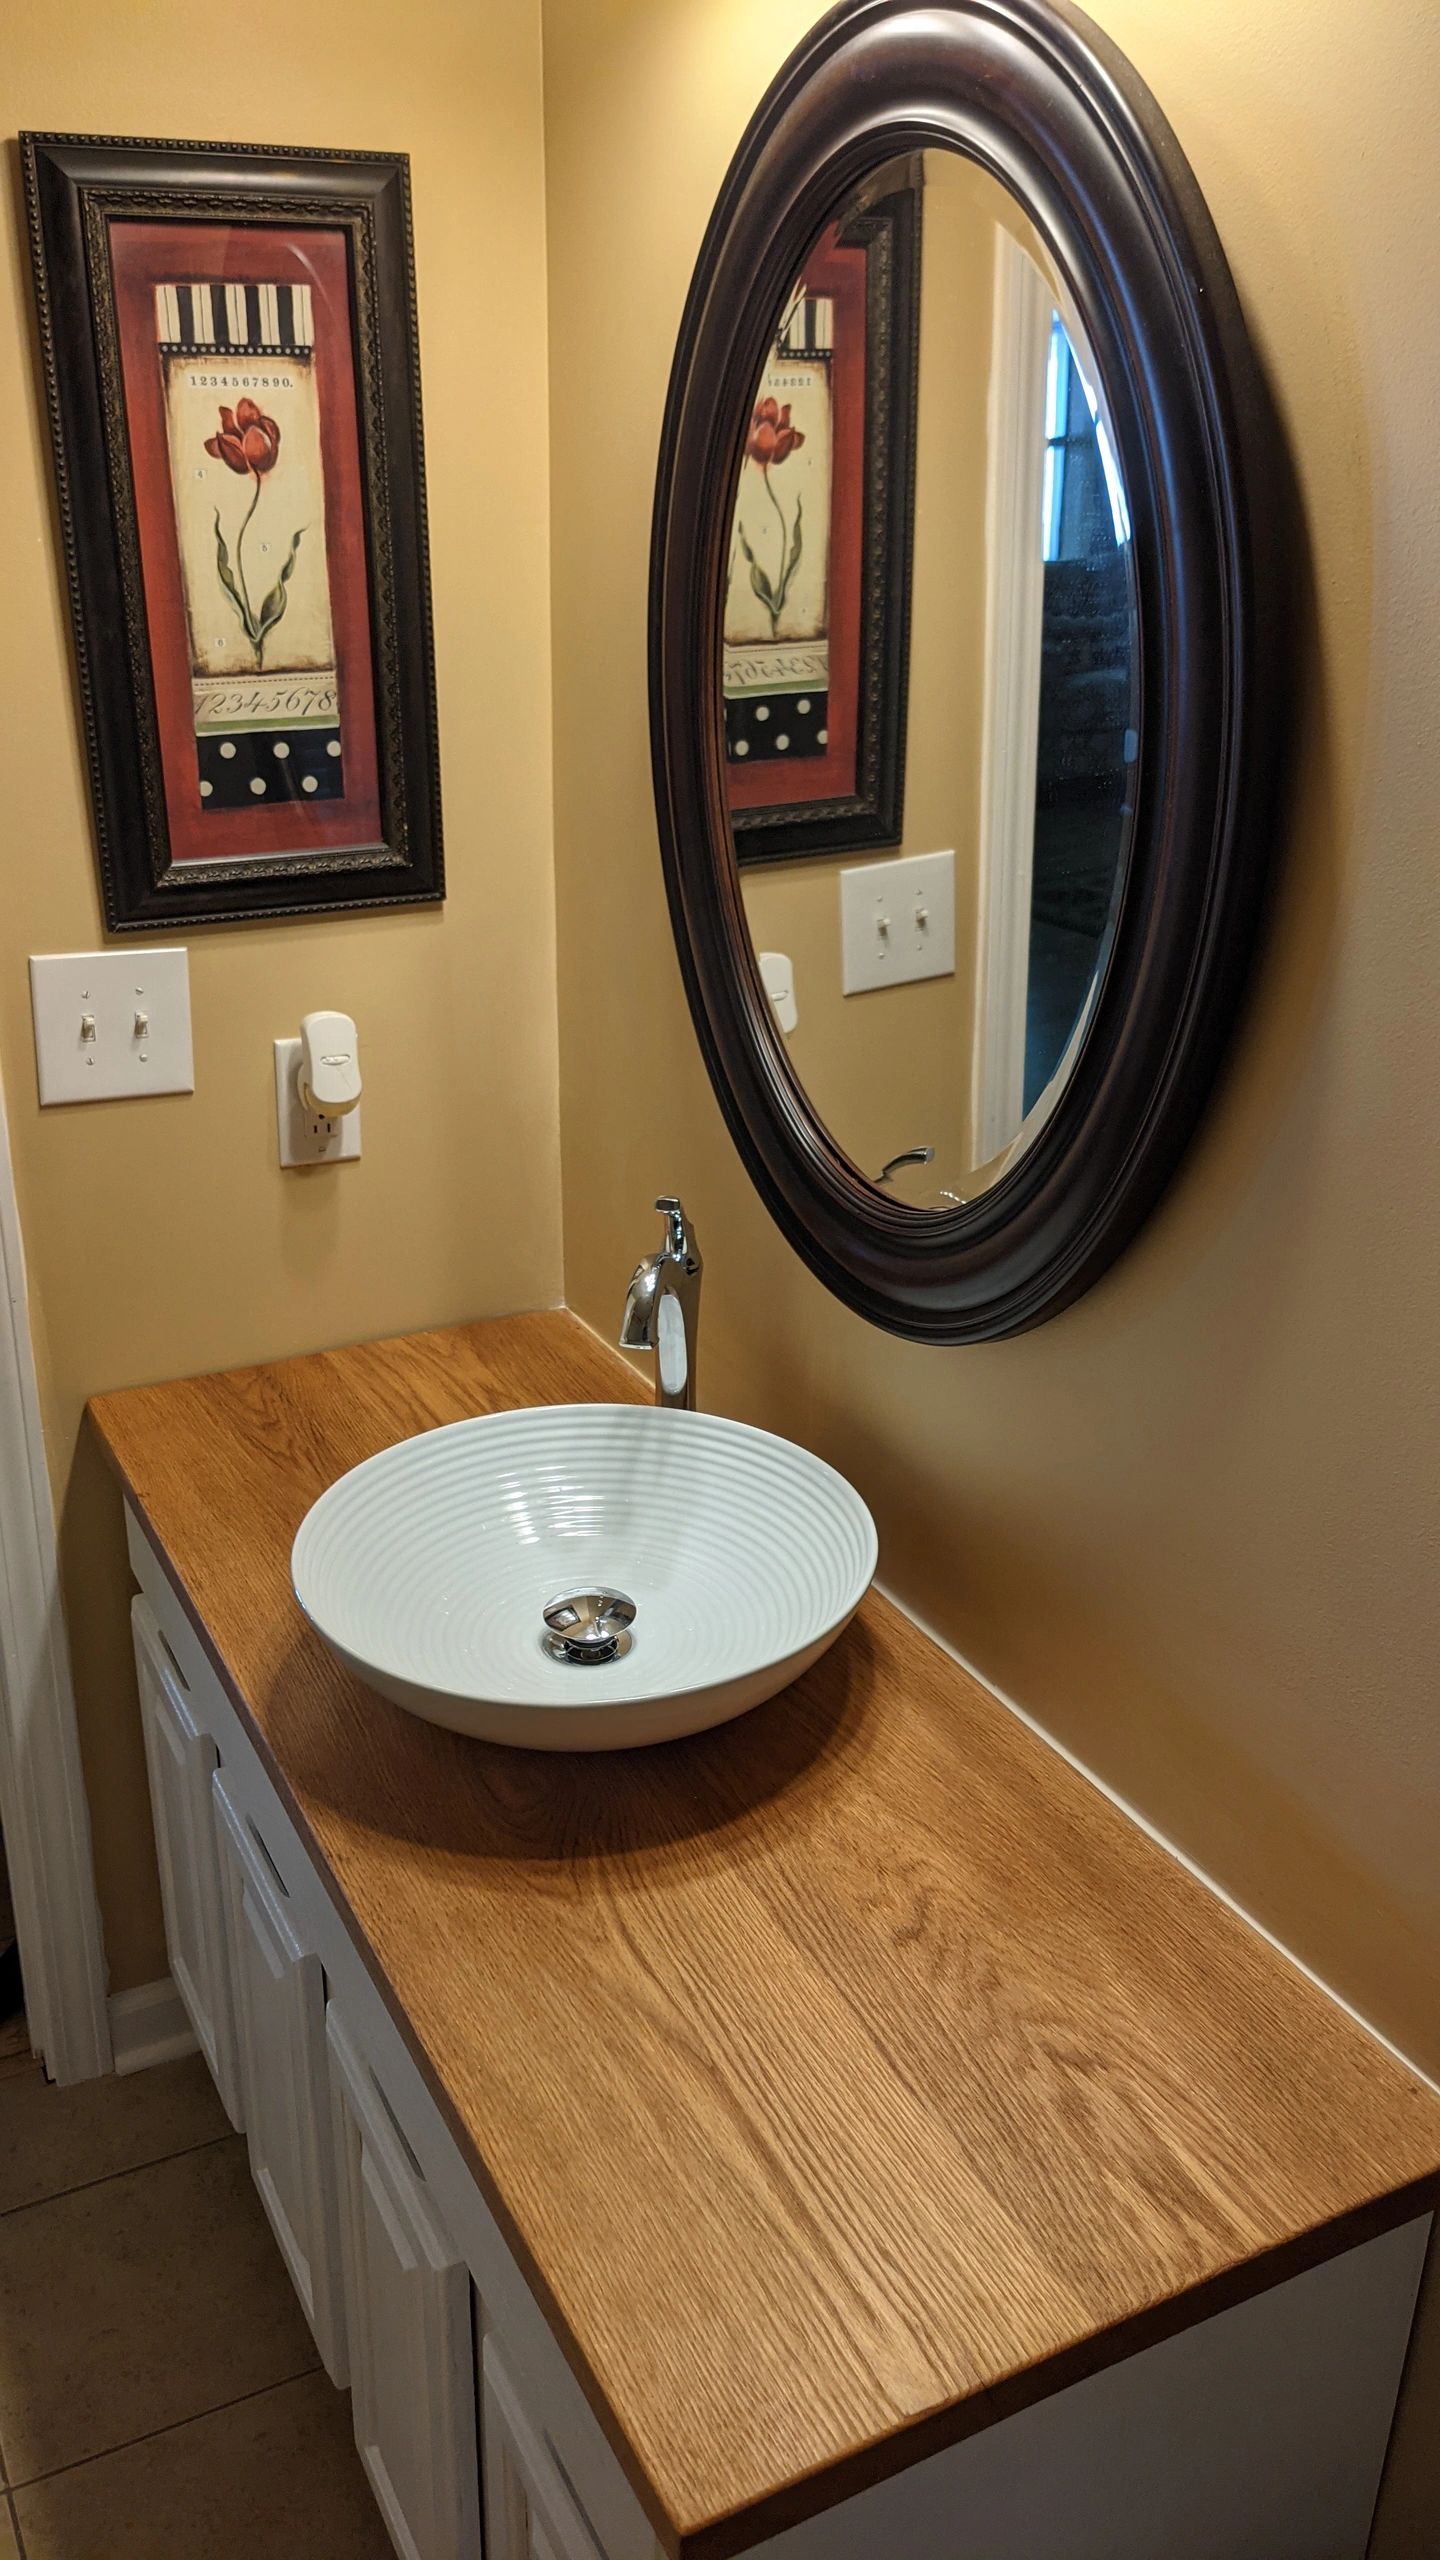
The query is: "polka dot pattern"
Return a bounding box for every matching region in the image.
[195,727,345,809]
[723,690,830,768]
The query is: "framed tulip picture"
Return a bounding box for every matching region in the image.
[722,166,921,866]
[21,135,441,929]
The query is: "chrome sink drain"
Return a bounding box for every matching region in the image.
[541,1588,636,1666]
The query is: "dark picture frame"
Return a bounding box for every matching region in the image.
[21,134,442,931]
[723,170,920,865]
[650,0,1294,1340]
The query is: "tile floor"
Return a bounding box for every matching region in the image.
[0,2053,391,2557]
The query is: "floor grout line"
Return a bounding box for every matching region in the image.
[6,2488,27,2559]
[7,2365,324,2496]
[0,2128,236,2225]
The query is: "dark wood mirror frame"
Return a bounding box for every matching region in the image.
[649,0,1294,1341]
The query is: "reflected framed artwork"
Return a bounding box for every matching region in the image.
[21,136,441,929]
[722,167,921,865]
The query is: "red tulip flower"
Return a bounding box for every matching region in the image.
[734,393,807,639]
[746,395,804,470]
[205,397,282,476]
[202,397,300,670]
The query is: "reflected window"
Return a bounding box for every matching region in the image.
[1041,314,1130,563]
[1027,314,1137,1113]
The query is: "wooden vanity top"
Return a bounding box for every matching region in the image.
[90,1312,1440,2558]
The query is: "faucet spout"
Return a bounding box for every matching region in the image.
[618,1196,703,1409]
[619,1256,660,1351]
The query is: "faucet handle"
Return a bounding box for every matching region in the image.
[654,1195,701,1270]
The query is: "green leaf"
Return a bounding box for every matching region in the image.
[255,526,306,641]
[748,560,776,610]
[786,491,804,583]
[212,511,257,644]
[774,493,804,617]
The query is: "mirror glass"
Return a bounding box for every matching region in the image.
[722,149,1139,1205]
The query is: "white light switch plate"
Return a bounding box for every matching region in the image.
[30,949,193,1105]
[274,1038,361,1167]
[840,850,956,994]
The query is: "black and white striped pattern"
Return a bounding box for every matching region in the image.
[776,289,834,358]
[154,281,315,355]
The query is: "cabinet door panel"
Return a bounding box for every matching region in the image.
[213,1772,347,2384]
[483,2339,609,2560]
[327,2003,480,2560]
[132,1599,242,2126]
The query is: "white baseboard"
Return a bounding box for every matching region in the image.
[108,1977,198,2075]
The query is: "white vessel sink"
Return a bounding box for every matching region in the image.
[291,1403,877,1750]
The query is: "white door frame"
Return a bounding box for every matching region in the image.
[969,230,1052,1171]
[0,1065,111,2082]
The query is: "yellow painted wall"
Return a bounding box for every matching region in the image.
[543,0,1440,2091]
[2,0,561,1990]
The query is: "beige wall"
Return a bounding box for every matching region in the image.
[740,149,996,1197]
[542,0,1440,2132]
[2,0,562,1989]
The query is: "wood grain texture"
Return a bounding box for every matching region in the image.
[90,1314,1440,2557]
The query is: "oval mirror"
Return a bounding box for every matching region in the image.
[651,0,1291,1339]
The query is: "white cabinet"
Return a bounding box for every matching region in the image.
[213,1771,347,2384]
[483,2339,610,2560]
[131,1598,243,2127]
[327,2003,481,2560]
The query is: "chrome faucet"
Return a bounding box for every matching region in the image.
[619,1196,703,1410]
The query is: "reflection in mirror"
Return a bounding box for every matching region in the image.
[723,149,1138,1206]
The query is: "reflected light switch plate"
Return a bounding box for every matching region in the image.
[29,949,193,1105]
[840,850,956,994]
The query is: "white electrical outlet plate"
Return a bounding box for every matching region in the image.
[839,850,956,995]
[274,1037,361,1167]
[759,950,798,1035]
[30,949,193,1105]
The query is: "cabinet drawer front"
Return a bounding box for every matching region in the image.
[484,2341,609,2560]
[327,2003,480,2560]
[132,1599,243,2127]
[213,1773,347,2385]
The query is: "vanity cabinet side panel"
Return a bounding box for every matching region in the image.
[326,2000,481,2560]
[131,1596,243,2127]
[212,1770,348,2386]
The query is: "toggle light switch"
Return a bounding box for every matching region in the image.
[839,851,956,995]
